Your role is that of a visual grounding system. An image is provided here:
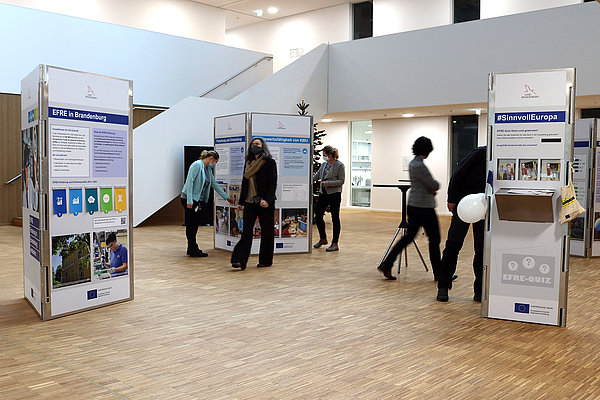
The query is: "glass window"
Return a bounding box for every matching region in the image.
[353,1,373,40]
[351,120,372,207]
[451,115,478,173]
[581,108,600,119]
[454,0,480,23]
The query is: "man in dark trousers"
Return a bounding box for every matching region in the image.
[436,146,486,302]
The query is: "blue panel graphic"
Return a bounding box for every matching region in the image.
[69,188,83,216]
[52,189,67,217]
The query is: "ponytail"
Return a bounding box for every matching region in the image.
[322,145,339,160]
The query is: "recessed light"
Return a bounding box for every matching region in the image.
[402,113,415,118]
[254,9,263,17]
[321,118,332,123]
[267,7,278,14]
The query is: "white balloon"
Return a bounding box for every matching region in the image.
[457,193,488,223]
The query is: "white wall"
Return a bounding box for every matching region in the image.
[226,4,351,72]
[328,3,600,113]
[0,4,268,106]
[319,121,350,207]
[373,0,451,36]
[0,0,225,44]
[371,117,450,215]
[481,0,581,19]
[133,45,329,226]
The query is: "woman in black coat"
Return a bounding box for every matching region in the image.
[231,137,278,269]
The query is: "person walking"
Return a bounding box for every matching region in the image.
[181,150,234,257]
[436,146,486,302]
[377,136,442,282]
[313,145,345,252]
[231,138,278,270]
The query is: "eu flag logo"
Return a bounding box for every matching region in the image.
[87,289,98,300]
[276,243,283,248]
[514,303,530,314]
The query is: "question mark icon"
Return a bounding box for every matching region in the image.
[522,256,535,269]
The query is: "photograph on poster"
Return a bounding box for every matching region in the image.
[250,209,279,238]
[497,159,516,181]
[570,216,584,241]
[594,213,600,241]
[215,206,229,235]
[22,126,39,211]
[229,207,243,237]
[519,159,538,181]
[540,160,561,181]
[93,229,128,279]
[281,208,308,238]
[274,209,280,238]
[52,233,91,289]
[228,184,241,205]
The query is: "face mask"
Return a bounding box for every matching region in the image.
[322,156,329,162]
[208,163,216,169]
[250,145,262,155]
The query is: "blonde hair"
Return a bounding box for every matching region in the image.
[322,145,339,160]
[200,150,220,160]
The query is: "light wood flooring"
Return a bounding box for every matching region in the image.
[1,209,600,399]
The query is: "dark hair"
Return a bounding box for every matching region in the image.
[200,150,219,160]
[322,145,339,160]
[106,232,117,245]
[412,136,433,156]
[245,137,272,161]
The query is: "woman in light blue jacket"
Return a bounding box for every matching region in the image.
[181,150,234,257]
[313,145,345,252]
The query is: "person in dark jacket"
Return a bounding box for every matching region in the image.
[377,136,442,281]
[436,146,486,302]
[231,137,278,270]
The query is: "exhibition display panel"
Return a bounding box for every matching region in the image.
[213,112,312,254]
[21,65,134,320]
[570,118,597,257]
[483,69,574,326]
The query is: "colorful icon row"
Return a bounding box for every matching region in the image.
[53,187,126,217]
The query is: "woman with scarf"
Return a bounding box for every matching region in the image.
[231,138,278,270]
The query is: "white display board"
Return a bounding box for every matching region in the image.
[213,113,312,254]
[593,119,600,257]
[22,65,134,320]
[484,69,574,326]
[214,113,247,251]
[250,113,312,253]
[21,66,43,317]
[570,119,595,257]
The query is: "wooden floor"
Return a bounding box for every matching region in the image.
[1,209,600,399]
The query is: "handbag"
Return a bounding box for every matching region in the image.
[559,165,585,224]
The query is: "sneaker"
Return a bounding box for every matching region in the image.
[313,238,327,248]
[436,287,449,302]
[325,243,339,252]
[473,293,482,302]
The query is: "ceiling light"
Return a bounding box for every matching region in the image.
[267,7,278,14]
[402,113,415,118]
[253,9,263,17]
[321,118,332,123]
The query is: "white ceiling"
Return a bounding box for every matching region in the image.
[191,0,352,30]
